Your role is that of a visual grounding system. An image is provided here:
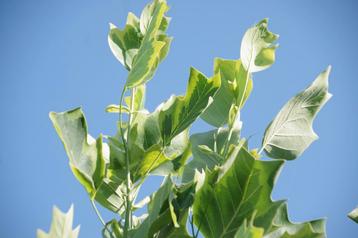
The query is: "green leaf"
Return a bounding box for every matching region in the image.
[201,58,252,127]
[106,85,146,115]
[102,219,123,238]
[261,66,332,160]
[132,177,173,238]
[182,127,242,183]
[193,146,284,238]
[234,220,264,238]
[159,67,221,144]
[148,182,195,238]
[348,206,358,223]
[49,108,106,196]
[37,205,80,238]
[108,22,142,69]
[108,0,170,71]
[105,104,130,114]
[192,146,326,238]
[240,19,278,73]
[125,0,170,88]
[126,39,166,88]
[264,203,326,238]
[50,108,126,213]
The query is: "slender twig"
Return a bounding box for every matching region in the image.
[118,87,132,238]
[91,200,106,226]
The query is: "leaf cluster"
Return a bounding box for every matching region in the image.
[40,0,334,237]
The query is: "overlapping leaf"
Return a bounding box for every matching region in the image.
[131,177,173,238]
[193,146,284,238]
[50,108,126,213]
[159,67,221,144]
[122,67,220,179]
[109,0,171,88]
[261,67,332,160]
[37,205,80,238]
[182,127,242,183]
[201,58,252,126]
[234,220,264,238]
[129,178,194,238]
[192,146,326,238]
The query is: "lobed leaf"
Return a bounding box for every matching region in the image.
[261,66,332,160]
[192,146,326,237]
[37,205,80,238]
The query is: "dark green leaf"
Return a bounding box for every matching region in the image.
[159,67,221,144]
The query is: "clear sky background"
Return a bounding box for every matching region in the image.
[0,0,357,237]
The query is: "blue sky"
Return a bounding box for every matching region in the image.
[0,0,357,237]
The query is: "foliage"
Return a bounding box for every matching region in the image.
[37,205,80,238]
[41,0,334,237]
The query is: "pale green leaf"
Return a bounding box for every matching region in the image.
[240,19,278,73]
[264,203,326,238]
[49,108,106,196]
[105,104,130,114]
[50,108,126,213]
[108,22,142,69]
[126,39,165,88]
[261,66,332,160]
[201,58,252,127]
[37,205,80,238]
[125,0,170,88]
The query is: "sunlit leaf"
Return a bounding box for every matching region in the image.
[50,108,126,213]
[262,66,332,160]
[264,203,326,238]
[37,205,80,238]
[201,58,252,126]
[49,108,106,195]
[240,19,278,73]
[125,0,170,88]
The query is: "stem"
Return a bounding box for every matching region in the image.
[118,87,132,238]
[222,45,254,157]
[91,200,116,238]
